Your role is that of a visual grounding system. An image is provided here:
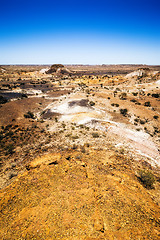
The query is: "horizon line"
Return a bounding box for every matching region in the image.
[1,63,160,66]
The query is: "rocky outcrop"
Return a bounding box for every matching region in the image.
[125,68,158,79]
[46,64,72,75]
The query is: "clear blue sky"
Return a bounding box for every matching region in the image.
[1,0,160,64]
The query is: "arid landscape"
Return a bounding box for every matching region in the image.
[0,64,160,239]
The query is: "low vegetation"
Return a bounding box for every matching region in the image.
[120,108,128,116]
[137,170,155,189]
[24,111,35,119]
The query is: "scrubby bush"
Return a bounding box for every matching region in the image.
[24,111,34,119]
[152,93,159,98]
[89,101,95,106]
[72,135,79,140]
[130,99,137,103]
[111,103,119,107]
[5,144,15,155]
[0,134,3,141]
[85,143,90,147]
[0,95,8,104]
[135,102,141,105]
[21,93,28,98]
[5,124,12,131]
[140,119,145,125]
[137,170,155,189]
[132,92,138,96]
[9,171,17,179]
[72,144,78,149]
[153,115,159,119]
[92,132,99,138]
[134,118,139,123]
[120,108,128,116]
[80,146,86,153]
[119,92,127,100]
[0,158,2,167]
[62,123,66,128]
[144,102,151,107]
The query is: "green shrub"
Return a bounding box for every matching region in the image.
[138,170,155,189]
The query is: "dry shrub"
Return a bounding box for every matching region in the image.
[137,170,155,189]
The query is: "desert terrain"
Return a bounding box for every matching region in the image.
[0,64,160,239]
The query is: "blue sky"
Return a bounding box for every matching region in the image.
[0,0,160,64]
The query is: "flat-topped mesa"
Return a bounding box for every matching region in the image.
[46,64,72,75]
[46,64,64,73]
